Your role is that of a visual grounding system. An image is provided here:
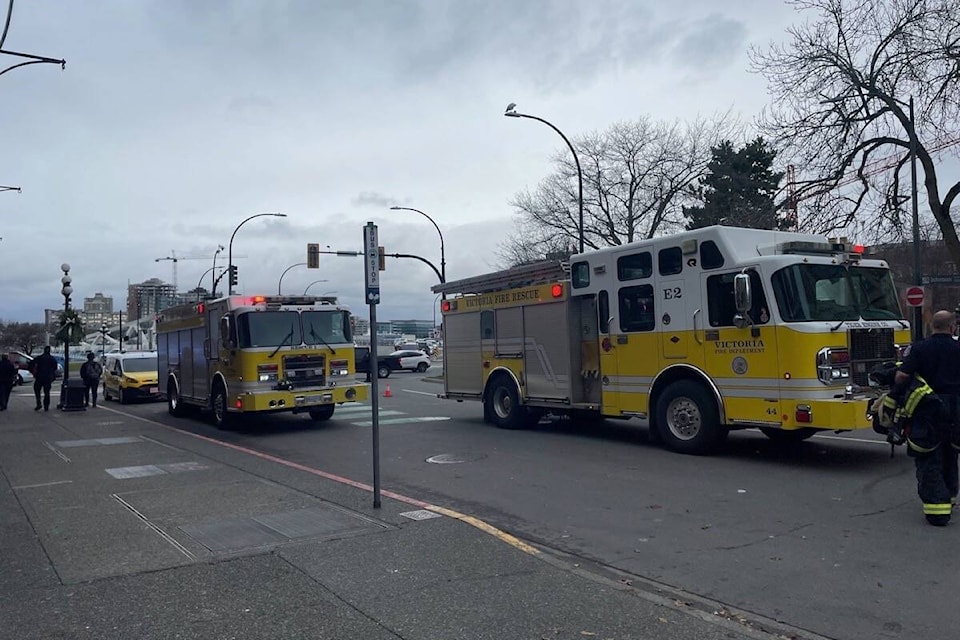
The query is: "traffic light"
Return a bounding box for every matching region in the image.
[229,265,239,288]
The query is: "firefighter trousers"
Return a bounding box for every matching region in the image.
[907,397,960,525]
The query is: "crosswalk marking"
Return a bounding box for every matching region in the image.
[351,416,450,427]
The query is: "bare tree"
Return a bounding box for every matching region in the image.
[751,0,960,259]
[499,114,737,266]
[0,321,47,354]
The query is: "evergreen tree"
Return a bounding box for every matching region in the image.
[684,138,784,230]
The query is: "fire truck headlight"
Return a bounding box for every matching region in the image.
[816,347,850,384]
[257,363,279,383]
[329,359,349,377]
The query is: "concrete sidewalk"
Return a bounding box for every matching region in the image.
[0,389,814,640]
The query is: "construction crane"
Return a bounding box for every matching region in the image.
[155,250,213,292]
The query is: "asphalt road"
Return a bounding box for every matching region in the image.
[111,371,956,640]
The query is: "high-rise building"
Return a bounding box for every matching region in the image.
[127,278,177,321]
[82,292,114,328]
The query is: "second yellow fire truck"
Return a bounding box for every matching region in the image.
[156,294,367,428]
[433,225,910,454]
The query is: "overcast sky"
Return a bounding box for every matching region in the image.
[0,0,798,325]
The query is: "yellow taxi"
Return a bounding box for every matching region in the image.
[102,352,160,404]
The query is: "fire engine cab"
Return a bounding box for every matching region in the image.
[433,225,909,454]
[156,294,367,428]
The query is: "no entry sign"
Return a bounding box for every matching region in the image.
[905,286,925,307]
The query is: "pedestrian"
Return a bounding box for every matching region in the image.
[0,353,16,410]
[31,346,59,412]
[80,351,103,407]
[893,309,960,526]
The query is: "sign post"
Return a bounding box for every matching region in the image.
[362,222,381,508]
[905,286,924,340]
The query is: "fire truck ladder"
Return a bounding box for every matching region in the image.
[432,260,569,296]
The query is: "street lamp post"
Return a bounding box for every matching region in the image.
[211,245,224,297]
[504,103,584,254]
[389,206,445,284]
[278,262,308,295]
[100,323,107,360]
[228,213,287,294]
[58,263,84,411]
[303,279,330,295]
[197,266,224,301]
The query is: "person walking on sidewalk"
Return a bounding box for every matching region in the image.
[80,352,103,407]
[31,346,58,412]
[894,309,960,526]
[0,353,16,411]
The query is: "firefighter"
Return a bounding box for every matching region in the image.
[894,309,960,526]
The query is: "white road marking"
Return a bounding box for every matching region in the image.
[352,416,451,426]
[402,389,439,397]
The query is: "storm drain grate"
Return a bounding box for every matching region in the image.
[56,437,142,448]
[180,506,386,553]
[400,509,442,521]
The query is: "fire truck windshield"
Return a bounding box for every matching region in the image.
[237,311,302,348]
[236,310,351,348]
[302,310,351,346]
[771,264,902,322]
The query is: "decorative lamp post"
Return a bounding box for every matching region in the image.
[504,103,585,254]
[57,263,85,411]
[228,212,286,294]
[389,206,445,284]
[100,323,107,359]
[60,264,72,381]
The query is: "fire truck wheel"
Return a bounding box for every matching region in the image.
[309,405,335,421]
[211,386,233,430]
[486,376,526,430]
[655,380,725,455]
[759,427,818,443]
[168,380,187,417]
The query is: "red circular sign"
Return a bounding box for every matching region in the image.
[906,286,924,307]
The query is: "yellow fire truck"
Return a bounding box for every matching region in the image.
[156,294,367,428]
[433,226,910,454]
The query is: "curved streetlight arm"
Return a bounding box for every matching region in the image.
[278,262,308,295]
[388,252,443,284]
[228,212,285,294]
[197,266,225,301]
[505,107,585,253]
[303,279,330,295]
[389,206,445,283]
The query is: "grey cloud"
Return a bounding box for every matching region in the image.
[670,14,748,71]
[353,192,399,208]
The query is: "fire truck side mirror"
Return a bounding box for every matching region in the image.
[219,315,234,350]
[733,273,752,314]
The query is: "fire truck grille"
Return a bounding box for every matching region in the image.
[283,354,326,388]
[848,327,896,386]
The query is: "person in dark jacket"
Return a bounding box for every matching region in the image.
[80,352,103,407]
[894,309,960,526]
[0,353,16,410]
[31,346,59,412]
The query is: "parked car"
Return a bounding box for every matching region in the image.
[13,366,33,386]
[354,346,402,379]
[390,350,431,373]
[102,352,160,404]
[8,351,63,378]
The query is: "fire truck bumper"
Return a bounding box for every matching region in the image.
[235,384,369,412]
[779,396,873,431]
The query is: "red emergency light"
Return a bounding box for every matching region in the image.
[551,284,563,298]
[441,300,451,312]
